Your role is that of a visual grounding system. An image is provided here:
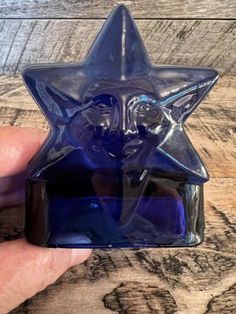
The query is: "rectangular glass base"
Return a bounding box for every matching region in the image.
[25,179,204,248]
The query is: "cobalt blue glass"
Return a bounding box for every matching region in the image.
[22,5,218,248]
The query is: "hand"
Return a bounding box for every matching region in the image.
[0,127,91,313]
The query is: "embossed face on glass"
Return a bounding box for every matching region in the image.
[22,4,218,185]
[69,88,170,162]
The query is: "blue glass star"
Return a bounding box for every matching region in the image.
[23,5,218,248]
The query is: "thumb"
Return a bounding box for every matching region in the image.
[0,239,91,313]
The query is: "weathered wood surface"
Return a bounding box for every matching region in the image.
[0,0,236,19]
[0,19,236,75]
[0,1,236,312]
[0,73,235,313]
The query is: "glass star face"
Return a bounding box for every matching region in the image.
[23,5,218,248]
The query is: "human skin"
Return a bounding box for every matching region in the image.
[0,127,91,313]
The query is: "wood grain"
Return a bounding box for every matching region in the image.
[0,2,236,311]
[0,0,235,19]
[0,19,235,75]
[205,284,236,313]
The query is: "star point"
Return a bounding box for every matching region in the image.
[22,4,218,184]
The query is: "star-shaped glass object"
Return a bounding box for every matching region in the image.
[23,5,218,248]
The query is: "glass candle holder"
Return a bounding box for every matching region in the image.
[23,5,218,248]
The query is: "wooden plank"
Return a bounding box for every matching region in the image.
[0,0,236,19]
[0,3,235,312]
[0,177,234,314]
[0,75,235,179]
[0,19,236,75]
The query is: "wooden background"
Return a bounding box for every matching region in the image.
[0,1,236,313]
